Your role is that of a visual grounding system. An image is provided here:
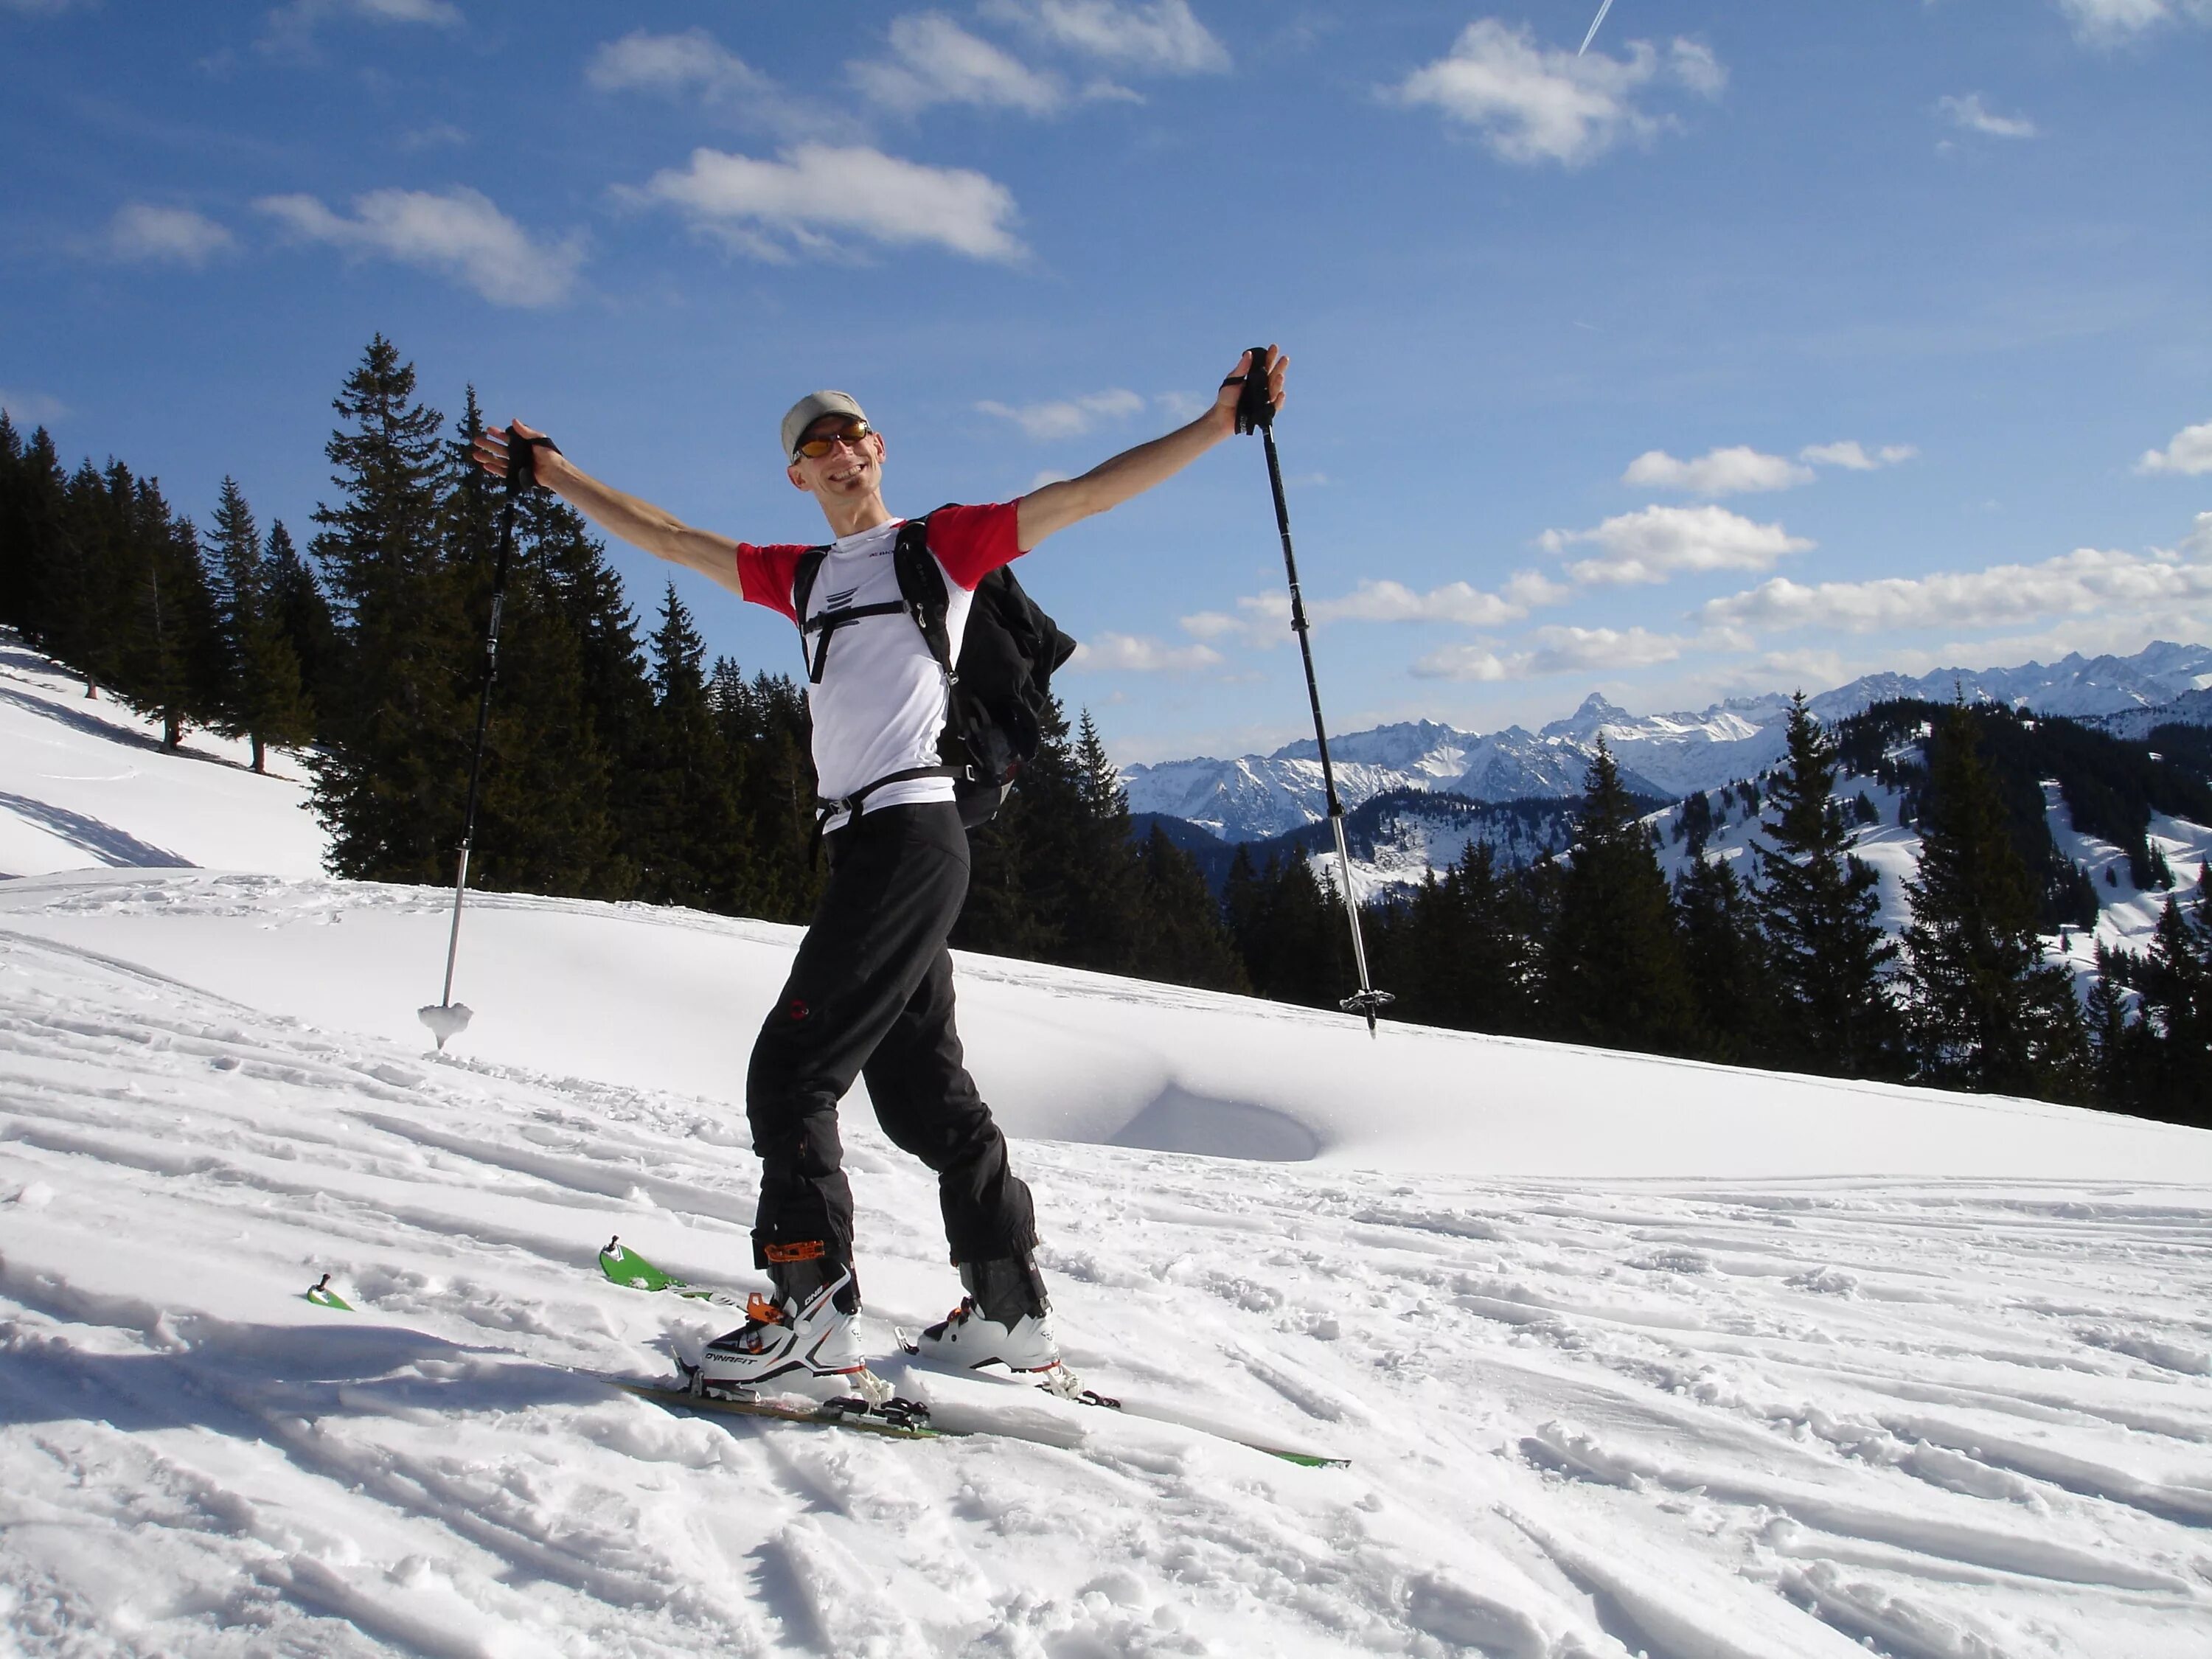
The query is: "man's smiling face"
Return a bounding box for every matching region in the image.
[787,414,887,507]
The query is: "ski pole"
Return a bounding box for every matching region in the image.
[1234,348,1394,1036]
[420,424,536,1050]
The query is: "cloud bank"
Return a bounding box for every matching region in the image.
[1395,20,1725,167]
[256,187,582,307]
[631,145,1024,263]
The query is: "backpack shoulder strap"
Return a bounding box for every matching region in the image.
[891,507,956,672]
[790,545,830,628]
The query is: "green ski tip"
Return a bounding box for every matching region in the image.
[599,1236,684,1293]
[304,1273,352,1311]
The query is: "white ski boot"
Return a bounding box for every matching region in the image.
[913,1257,1081,1397]
[697,1267,890,1405]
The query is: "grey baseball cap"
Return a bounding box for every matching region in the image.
[780,390,869,460]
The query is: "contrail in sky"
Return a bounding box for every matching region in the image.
[1578,0,1615,55]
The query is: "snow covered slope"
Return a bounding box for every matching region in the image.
[4,634,2212,1655]
[0,633,325,881]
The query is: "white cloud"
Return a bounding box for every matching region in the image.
[629,145,1023,264]
[1936,93,2037,139]
[2136,419,2212,476]
[977,388,1143,439]
[1410,625,1684,681]
[1799,439,1918,470]
[1523,625,1684,674]
[103,204,234,266]
[1180,569,1569,646]
[980,0,1228,72]
[262,0,457,53]
[1067,632,1222,672]
[586,28,768,100]
[1409,644,1509,681]
[2058,0,2211,45]
[1699,534,2212,636]
[0,389,69,425]
[1309,578,1526,627]
[1542,504,1813,585]
[398,122,470,151]
[1394,21,1724,168]
[1621,442,1916,496]
[1623,445,1814,495]
[853,15,1065,115]
[1180,593,1289,648]
[255,187,582,307]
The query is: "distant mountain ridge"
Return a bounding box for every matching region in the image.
[1121,640,2212,842]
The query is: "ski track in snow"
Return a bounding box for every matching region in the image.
[0,880,2209,1655]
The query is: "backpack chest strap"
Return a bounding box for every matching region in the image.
[799,599,909,684]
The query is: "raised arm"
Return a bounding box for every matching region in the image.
[1014,346,1287,552]
[473,421,742,594]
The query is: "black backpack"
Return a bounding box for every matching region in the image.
[793,507,1077,828]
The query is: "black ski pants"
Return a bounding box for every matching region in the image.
[745,801,1036,1297]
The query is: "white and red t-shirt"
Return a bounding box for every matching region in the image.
[735,501,1023,832]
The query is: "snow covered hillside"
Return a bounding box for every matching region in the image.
[1124,640,2212,842]
[0,634,324,882]
[4,636,2212,1655]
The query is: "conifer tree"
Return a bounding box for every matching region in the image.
[443,394,625,898]
[1063,711,1142,971]
[1131,824,1246,991]
[204,478,313,772]
[1675,852,1774,1065]
[1546,739,1699,1054]
[262,520,334,731]
[307,335,470,880]
[632,582,751,909]
[113,469,223,750]
[1901,705,2092,1099]
[2128,880,2212,1122]
[1754,693,1900,1077]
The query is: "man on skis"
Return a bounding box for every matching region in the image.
[476,344,1287,1400]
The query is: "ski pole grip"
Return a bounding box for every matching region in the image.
[503,426,562,493]
[1235,346,1275,435]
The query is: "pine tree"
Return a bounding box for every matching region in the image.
[262,519,334,732]
[442,393,626,899]
[1675,851,1775,1065]
[1131,824,1247,991]
[2129,882,2212,1123]
[1901,704,2092,1100]
[719,664,819,922]
[1754,693,1900,1077]
[204,478,313,772]
[631,583,751,910]
[307,336,472,879]
[113,469,223,750]
[1063,711,1142,972]
[1543,740,1698,1053]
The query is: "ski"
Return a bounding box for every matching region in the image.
[611,1373,943,1442]
[894,1326,1349,1469]
[597,1236,742,1306]
[591,1242,1347,1467]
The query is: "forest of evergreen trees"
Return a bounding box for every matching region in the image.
[0,335,2205,1127]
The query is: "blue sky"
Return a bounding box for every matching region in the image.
[4,1,2208,764]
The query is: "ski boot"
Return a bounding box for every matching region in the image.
[913,1256,1081,1397]
[696,1262,891,1405]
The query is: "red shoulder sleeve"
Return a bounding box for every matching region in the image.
[924,502,1023,591]
[735,543,810,624]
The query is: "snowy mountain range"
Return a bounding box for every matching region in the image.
[1124,640,2212,841]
